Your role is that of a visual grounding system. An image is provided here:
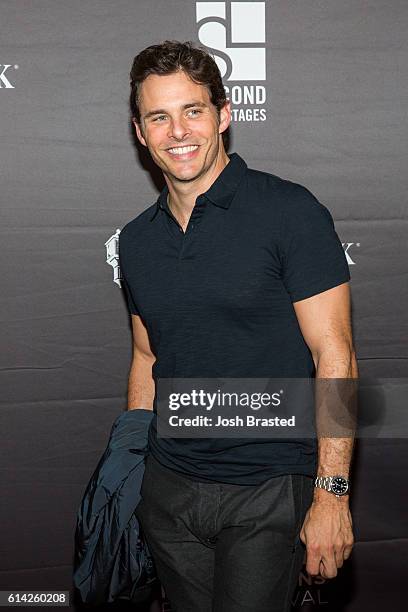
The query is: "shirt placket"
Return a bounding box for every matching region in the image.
[161,195,208,260]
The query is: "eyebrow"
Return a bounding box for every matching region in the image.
[143,101,208,121]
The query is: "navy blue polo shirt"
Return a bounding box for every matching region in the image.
[119,152,350,484]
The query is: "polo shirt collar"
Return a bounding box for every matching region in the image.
[149,152,247,221]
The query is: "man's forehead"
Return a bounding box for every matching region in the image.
[139,71,211,108]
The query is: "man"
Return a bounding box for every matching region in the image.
[119,40,357,612]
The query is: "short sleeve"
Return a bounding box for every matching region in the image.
[118,228,140,315]
[121,274,140,315]
[279,185,350,303]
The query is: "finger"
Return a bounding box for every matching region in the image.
[305,549,322,577]
[319,560,333,580]
[319,560,328,580]
[334,547,344,568]
[320,553,338,579]
[343,545,353,560]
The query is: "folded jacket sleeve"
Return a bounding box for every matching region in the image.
[73,409,156,604]
[279,184,350,303]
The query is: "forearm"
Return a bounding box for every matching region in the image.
[314,345,358,503]
[127,354,155,411]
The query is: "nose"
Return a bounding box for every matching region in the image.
[167,116,191,141]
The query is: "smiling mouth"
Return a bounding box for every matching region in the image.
[167,145,199,155]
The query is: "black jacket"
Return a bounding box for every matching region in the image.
[73,409,158,605]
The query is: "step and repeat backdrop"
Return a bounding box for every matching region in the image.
[1,1,407,611]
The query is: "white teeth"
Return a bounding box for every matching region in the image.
[168,145,199,155]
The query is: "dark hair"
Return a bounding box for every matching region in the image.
[129,40,227,124]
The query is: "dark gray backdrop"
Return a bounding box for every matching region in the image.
[1,1,407,610]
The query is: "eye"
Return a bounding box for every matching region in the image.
[153,115,167,122]
[187,108,202,117]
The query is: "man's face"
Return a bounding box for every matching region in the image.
[133,70,230,184]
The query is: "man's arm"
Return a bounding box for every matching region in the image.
[127,314,156,411]
[293,281,358,579]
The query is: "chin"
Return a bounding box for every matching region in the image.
[169,163,206,183]
[173,171,201,183]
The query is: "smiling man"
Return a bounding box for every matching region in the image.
[131,61,230,228]
[119,40,357,612]
[135,72,227,187]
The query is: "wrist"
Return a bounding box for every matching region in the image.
[314,474,350,499]
[313,487,350,505]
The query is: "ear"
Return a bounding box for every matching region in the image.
[133,118,147,147]
[218,100,231,135]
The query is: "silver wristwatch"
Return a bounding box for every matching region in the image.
[314,475,349,497]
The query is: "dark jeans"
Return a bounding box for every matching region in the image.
[135,453,314,612]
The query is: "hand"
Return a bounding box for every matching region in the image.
[299,495,354,579]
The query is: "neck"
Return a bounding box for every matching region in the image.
[164,147,230,224]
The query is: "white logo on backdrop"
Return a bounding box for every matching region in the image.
[196,1,265,81]
[0,64,18,88]
[105,229,122,287]
[196,1,267,122]
[342,242,360,265]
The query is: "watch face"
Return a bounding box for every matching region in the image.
[331,476,349,496]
